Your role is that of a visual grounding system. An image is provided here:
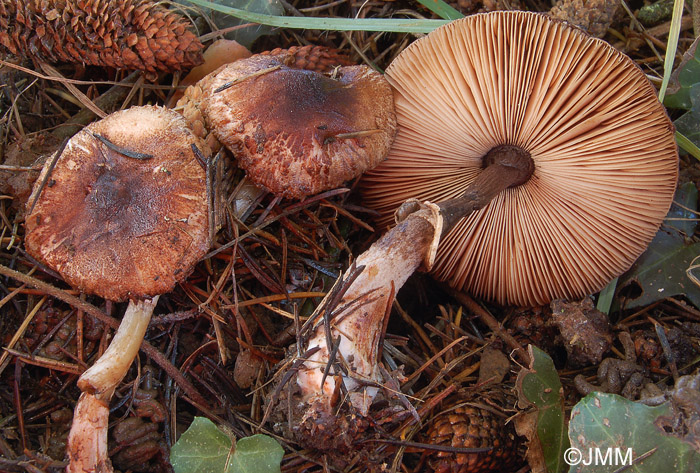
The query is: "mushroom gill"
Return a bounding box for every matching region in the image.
[360,11,678,307]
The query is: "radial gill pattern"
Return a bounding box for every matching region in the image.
[360,11,678,307]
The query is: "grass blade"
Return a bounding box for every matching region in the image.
[183,0,449,33]
[657,0,685,100]
[676,131,700,161]
[596,277,618,314]
[414,0,464,20]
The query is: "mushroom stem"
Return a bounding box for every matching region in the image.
[296,203,442,416]
[67,297,159,472]
[66,393,111,473]
[293,147,534,415]
[437,144,533,234]
[286,146,534,446]
[77,296,159,396]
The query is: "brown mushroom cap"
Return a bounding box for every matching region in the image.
[200,55,396,199]
[360,11,679,307]
[25,106,210,302]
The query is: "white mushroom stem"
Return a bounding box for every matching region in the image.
[296,202,442,415]
[66,393,111,473]
[295,151,535,416]
[77,296,160,395]
[66,296,159,473]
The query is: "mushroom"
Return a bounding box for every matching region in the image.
[198,53,397,199]
[274,11,679,460]
[23,105,210,472]
[294,201,442,417]
[361,11,679,307]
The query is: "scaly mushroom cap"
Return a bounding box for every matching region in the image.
[201,55,396,199]
[25,106,210,302]
[175,45,353,156]
[361,11,678,306]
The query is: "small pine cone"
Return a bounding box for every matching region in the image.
[258,45,353,73]
[0,0,203,72]
[425,404,521,473]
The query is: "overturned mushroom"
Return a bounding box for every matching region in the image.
[361,11,678,307]
[24,106,210,472]
[273,10,679,462]
[198,53,397,199]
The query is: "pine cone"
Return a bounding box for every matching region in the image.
[258,45,353,74]
[0,0,203,72]
[425,403,521,473]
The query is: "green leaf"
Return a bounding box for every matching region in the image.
[171,417,284,473]
[568,392,700,473]
[668,77,700,156]
[619,183,700,309]
[182,0,449,32]
[666,181,698,236]
[171,417,234,473]
[229,435,284,473]
[516,346,569,473]
[595,277,618,314]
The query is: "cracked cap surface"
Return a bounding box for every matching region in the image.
[25,106,211,302]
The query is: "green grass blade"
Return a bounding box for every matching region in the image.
[182,0,449,33]
[676,130,700,161]
[657,0,685,100]
[414,0,464,20]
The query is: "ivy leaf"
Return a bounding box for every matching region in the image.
[618,182,700,309]
[228,434,284,473]
[664,36,700,110]
[171,417,284,473]
[178,0,286,49]
[515,346,569,473]
[568,392,700,473]
[171,417,233,473]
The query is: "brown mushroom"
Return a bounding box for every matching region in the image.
[199,54,397,199]
[278,12,679,459]
[24,105,210,472]
[361,11,678,307]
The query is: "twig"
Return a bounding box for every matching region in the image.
[2,348,82,375]
[442,284,530,365]
[38,63,106,118]
[0,295,48,376]
[51,71,142,140]
[0,264,209,408]
[362,437,491,454]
